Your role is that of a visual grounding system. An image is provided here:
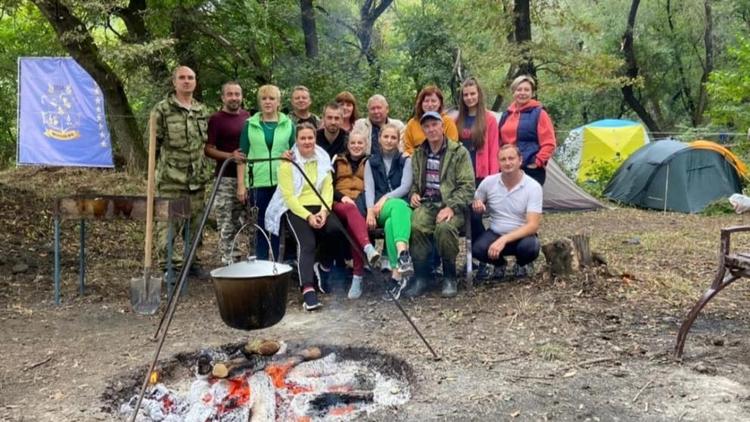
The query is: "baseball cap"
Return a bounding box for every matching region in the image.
[419,111,442,124]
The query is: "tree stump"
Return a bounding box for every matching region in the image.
[542,234,602,276]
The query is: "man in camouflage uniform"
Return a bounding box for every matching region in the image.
[205,81,250,265]
[151,66,212,274]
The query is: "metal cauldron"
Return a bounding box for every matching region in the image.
[209,224,292,330]
[210,258,292,330]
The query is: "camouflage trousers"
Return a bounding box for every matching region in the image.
[155,186,206,269]
[214,177,248,264]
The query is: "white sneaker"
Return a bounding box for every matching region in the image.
[348,275,363,299]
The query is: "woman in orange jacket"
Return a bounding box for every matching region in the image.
[402,85,458,154]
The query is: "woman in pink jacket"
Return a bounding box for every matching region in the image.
[454,77,500,280]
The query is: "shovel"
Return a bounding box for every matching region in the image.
[130,114,161,315]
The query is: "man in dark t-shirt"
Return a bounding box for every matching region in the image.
[316,102,348,159]
[205,81,251,264]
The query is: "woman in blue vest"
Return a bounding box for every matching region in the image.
[498,75,556,186]
[364,124,414,299]
[236,84,295,260]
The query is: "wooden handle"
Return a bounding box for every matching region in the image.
[144,114,158,270]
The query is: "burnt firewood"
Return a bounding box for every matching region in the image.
[244,339,281,357]
[212,357,263,379]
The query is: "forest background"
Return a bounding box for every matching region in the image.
[3,0,750,172]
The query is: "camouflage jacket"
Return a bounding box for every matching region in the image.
[151,94,212,191]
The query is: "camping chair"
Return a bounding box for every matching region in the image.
[675,225,750,357]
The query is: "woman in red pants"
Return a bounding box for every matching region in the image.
[331,130,381,299]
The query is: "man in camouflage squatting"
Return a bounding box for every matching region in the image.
[205,81,251,265]
[151,66,212,275]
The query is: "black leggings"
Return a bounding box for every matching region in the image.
[284,206,345,288]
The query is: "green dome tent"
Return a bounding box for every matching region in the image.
[603,140,743,213]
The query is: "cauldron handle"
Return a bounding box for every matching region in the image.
[229,223,278,273]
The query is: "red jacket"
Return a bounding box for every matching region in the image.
[454,110,500,179]
[499,99,556,168]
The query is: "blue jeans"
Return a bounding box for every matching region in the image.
[472,231,540,267]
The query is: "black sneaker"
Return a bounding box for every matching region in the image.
[397,251,414,278]
[188,265,210,279]
[475,263,491,282]
[313,262,330,293]
[491,265,507,283]
[514,263,533,279]
[302,290,322,311]
[382,278,407,301]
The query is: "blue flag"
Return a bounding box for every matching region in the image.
[17,57,113,167]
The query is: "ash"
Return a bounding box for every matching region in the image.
[119,350,410,421]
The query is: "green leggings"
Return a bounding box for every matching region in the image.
[377,198,412,267]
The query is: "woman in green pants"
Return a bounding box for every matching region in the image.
[364,124,414,300]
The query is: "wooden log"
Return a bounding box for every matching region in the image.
[570,234,594,267]
[244,339,281,357]
[212,358,262,379]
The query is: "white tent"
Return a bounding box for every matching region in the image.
[543,160,605,211]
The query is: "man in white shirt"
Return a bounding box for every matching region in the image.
[471,144,542,280]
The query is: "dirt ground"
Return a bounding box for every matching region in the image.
[2,167,750,421]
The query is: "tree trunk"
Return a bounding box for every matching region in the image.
[113,0,170,86]
[694,0,713,126]
[620,0,662,134]
[666,0,696,124]
[172,7,202,101]
[513,0,536,78]
[32,0,145,170]
[357,0,394,87]
[300,0,319,58]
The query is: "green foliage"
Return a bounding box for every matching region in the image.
[581,157,621,198]
[701,198,735,216]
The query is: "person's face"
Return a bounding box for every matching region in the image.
[221,84,242,112]
[260,92,279,114]
[292,90,311,113]
[498,147,522,173]
[379,128,400,153]
[421,93,441,113]
[296,128,317,157]
[462,85,479,109]
[422,119,443,143]
[368,100,388,125]
[173,67,196,96]
[513,81,534,106]
[323,107,342,134]
[347,136,366,158]
[339,101,354,119]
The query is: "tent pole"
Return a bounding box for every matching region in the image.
[664,164,670,213]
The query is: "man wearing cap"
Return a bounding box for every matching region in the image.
[404,111,475,298]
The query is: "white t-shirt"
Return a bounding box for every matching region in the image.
[474,173,543,235]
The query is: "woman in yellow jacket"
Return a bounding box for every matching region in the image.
[402,85,459,155]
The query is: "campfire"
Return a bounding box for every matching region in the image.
[117,341,411,421]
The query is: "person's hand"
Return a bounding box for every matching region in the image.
[341,196,355,205]
[237,186,247,203]
[436,207,454,223]
[306,213,320,228]
[366,209,378,230]
[472,199,486,214]
[373,197,387,215]
[410,193,421,208]
[281,149,294,161]
[231,149,246,163]
[316,209,328,226]
[488,236,507,260]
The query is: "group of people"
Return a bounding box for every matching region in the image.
[150,65,557,312]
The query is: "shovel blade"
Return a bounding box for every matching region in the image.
[130,271,162,315]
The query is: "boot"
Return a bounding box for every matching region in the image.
[441,277,457,298]
[403,277,428,298]
[441,259,458,298]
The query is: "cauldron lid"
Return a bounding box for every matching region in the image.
[210,258,293,279]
